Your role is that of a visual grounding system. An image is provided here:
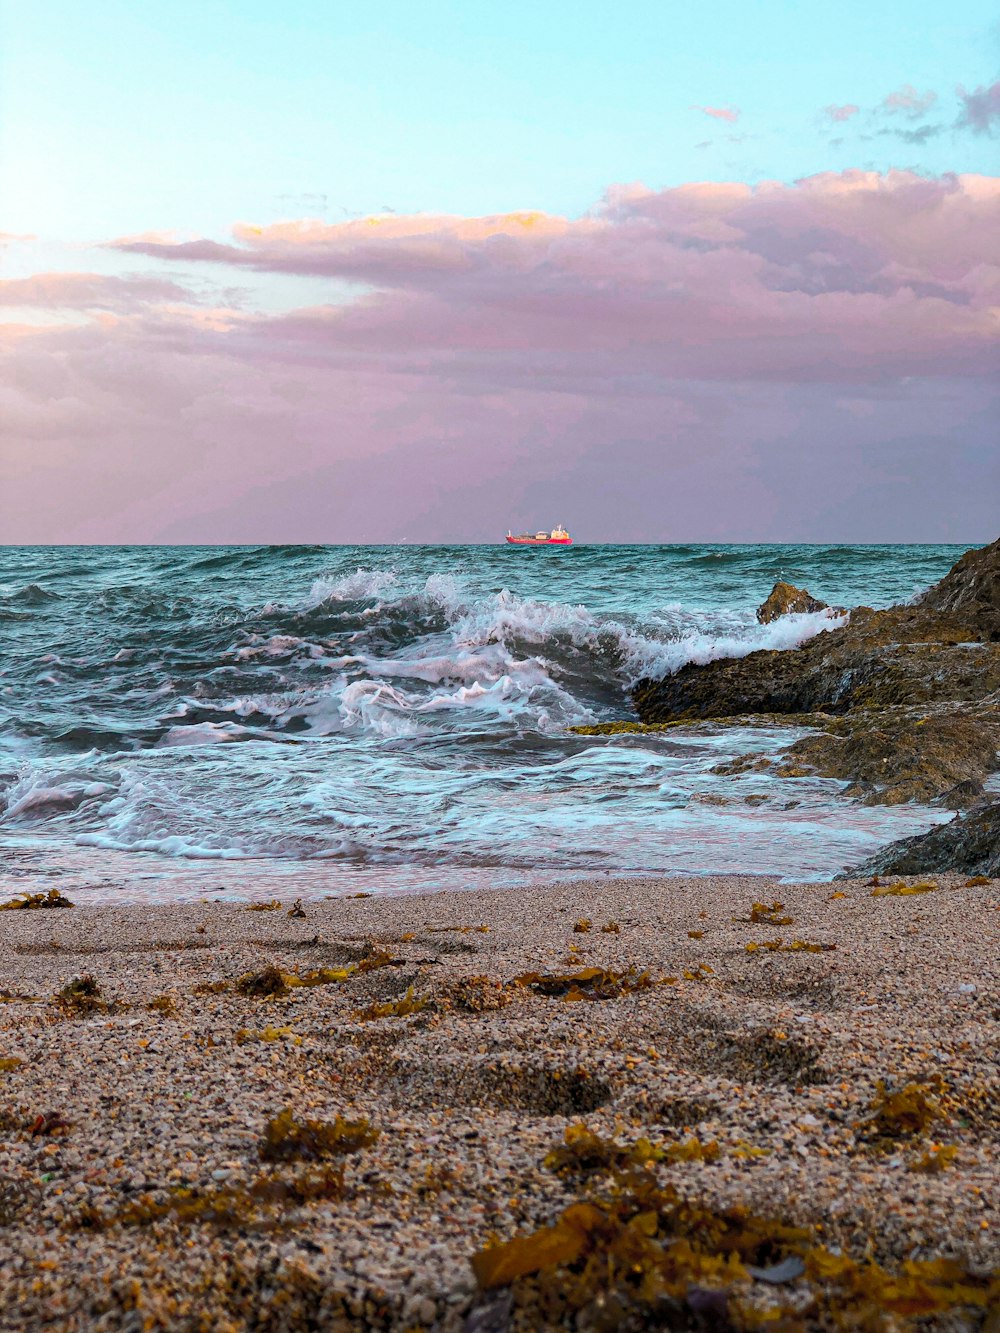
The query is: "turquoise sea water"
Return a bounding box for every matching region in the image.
[0,543,969,901]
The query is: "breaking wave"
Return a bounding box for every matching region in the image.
[0,542,961,882]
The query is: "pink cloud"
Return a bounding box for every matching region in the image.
[0,272,194,311]
[4,171,999,542]
[824,103,859,123]
[112,170,1000,311]
[692,105,740,123]
[957,80,1000,134]
[881,84,937,118]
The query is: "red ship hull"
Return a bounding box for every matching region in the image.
[505,536,573,545]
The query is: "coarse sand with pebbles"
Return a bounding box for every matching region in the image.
[0,873,998,1332]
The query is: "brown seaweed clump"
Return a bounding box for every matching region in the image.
[859,1079,943,1143]
[742,900,794,926]
[909,1144,958,1174]
[509,966,659,1002]
[353,986,430,1021]
[744,938,836,954]
[469,1133,999,1330]
[870,880,938,897]
[471,1167,810,1319]
[0,888,74,911]
[352,949,404,974]
[193,979,230,995]
[544,1126,722,1180]
[543,1125,665,1179]
[258,1109,380,1163]
[76,1169,348,1232]
[233,953,401,1000]
[235,965,291,998]
[54,975,109,1017]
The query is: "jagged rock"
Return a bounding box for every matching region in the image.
[633,539,1000,725]
[633,609,1000,721]
[756,582,829,624]
[918,536,1000,635]
[844,800,1000,878]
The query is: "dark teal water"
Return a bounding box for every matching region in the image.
[0,544,968,899]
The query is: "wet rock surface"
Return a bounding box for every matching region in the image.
[846,800,1000,879]
[714,705,1000,809]
[633,606,1000,721]
[782,708,1000,808]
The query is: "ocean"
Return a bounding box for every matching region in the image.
[0,543,969,904]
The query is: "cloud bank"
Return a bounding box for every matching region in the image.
[2,171,997,542]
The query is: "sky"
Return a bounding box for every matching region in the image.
[1,0,997,542]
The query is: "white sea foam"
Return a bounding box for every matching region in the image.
[614,608,848,684]
[3,774,114,821]
[75,832,247,858]
[274,578,847,743]
[234,634,325,661]
[309,568,398,604]
[334,645,551,688]
[337,680,425,738]
[448,588,597,650]
[156,722,292,747]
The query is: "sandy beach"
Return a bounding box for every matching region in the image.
[1,873,997,1331]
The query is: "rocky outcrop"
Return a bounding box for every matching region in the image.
[756,582,830,624]
[844,800,1000,878]
[634,540,1000,725]
[918,536,1000,635]
[633,609,1000,721]
[631,539,1000,871]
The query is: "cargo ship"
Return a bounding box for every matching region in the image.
[505,525,573,546]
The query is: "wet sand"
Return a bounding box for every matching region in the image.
[1,873,997,1331]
